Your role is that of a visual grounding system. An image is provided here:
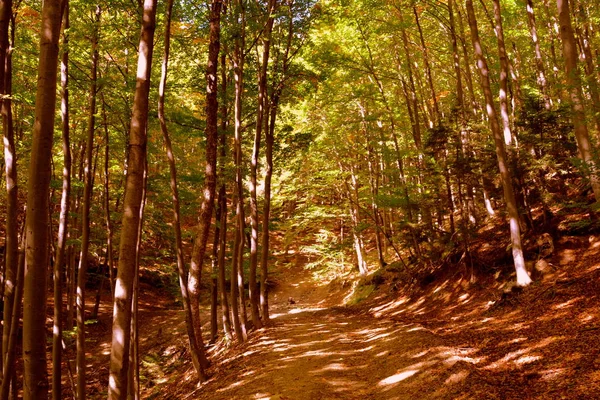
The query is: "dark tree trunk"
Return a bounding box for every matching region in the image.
[22,0,63,397]
[187,0,223,366]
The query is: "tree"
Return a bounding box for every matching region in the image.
[52,2,71,398]
[556,0,600,201]
[187,0,224,357]
[22,0,63,398]
[157,0,204,377]
[108,0,157,398]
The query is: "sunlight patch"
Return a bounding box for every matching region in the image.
[515,355,541,365]
[445,370,469,384]
[378,369,419,385]
[288,307,326,314]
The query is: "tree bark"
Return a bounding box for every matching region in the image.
[231,0,246,342]
[556,0,600,200]
[466,0,532,287]
[250,0,276,330]
[76,7,100,398]
[491,0,514,147]
[52,3,70,398]
[108,1,157,398]
[187,0,223,363]
[575,5,600,136]
[0,241,23,400]
[157,0,204,377]
[526,0,551,109]
[101,94,115,296]
[22,0,63,397]
[0,0,16,381]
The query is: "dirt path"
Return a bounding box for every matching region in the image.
[162,265,486,400]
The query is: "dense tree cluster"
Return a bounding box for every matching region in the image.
[0,0,599,398]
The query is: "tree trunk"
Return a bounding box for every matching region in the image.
[575,5,600,136]
[0,241,23,400]
[231,1,246,342]
[157,0,204,377]
[491,0,514,147]
[187,0,223,364]
[52,3,70,398]
[413,5,440,124]
[0,0,17,382]
[526,0,551,109]
[127,158,146,400]
[108,1,157,398]
[217,186,232,341]
[22,0,63,397]
[556,0,600,200]
[101,94,115,297]
[466,0,532,287]
[76,7,100,398]
[250,0,276,330]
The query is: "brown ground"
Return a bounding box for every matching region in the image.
[70,230,600,400]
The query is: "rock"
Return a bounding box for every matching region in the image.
[535,258,552,275]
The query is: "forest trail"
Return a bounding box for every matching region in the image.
[76,235,600,400]
[75,233,600,400]
[166,262,484,400]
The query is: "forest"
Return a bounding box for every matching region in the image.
[1,0,600,398]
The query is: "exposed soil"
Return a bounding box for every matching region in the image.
[69,229,600,400]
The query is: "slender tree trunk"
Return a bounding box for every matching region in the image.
[76,8,100,398]
[359,102,385,267]
[101,95,115,296]
[491,0,514,147]
[108,1,158,398]
[260,90,278,323]
[575,6,600,136]
[66,245,75,331]
[22,0,63,397]
[157,0,204,377]
[236,214,249,333]
[231,1,246,342]
[187,0,223,363]
[230,195,245,341]
[466,0,532,286]
[77,8,99,398]
[52,4,70,398]
[217,186,232,340]
[413,5,440,124]
[556,0,600,200]
[457,6,478,115]
[250,1,275,330]
[0,241,23,400]
[526,0,551,109]
[0,0,17,381]
[127,159,146,400]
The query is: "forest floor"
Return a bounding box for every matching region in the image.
[70,227,600,399]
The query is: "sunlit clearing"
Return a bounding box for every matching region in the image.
[378,369,419,385]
